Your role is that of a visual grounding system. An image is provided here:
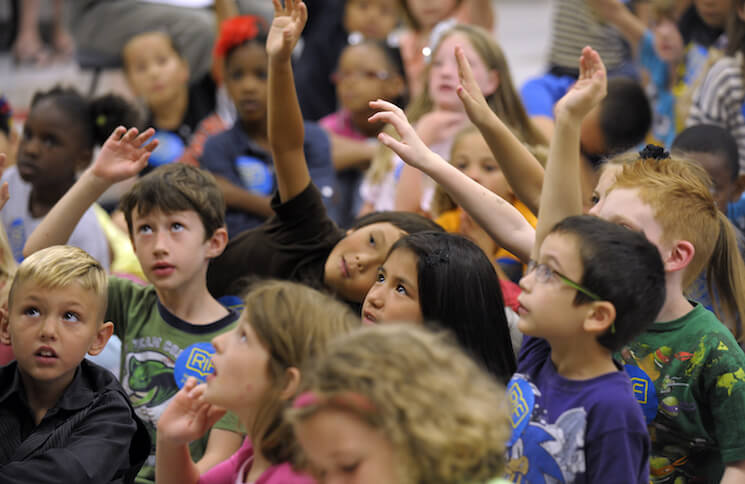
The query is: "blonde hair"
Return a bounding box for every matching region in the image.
[611,155,745,340]
[288,324,511,484]
[244,280,361,465]
[8,245,107,319]
[366,24,547,184]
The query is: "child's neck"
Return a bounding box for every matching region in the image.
[350,109,381,138]
[19,369,71,425]
[655,281,695,322]
[151,86,189,132]
[549,336,617,380]
[237,411,272,482]
[29,180,75,218]
[239,117,269,148]
[155,273,228,325]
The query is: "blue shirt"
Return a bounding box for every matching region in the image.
[640,30,676,148]
[505,336,650,483]
[200,121,338,237]
[520,75,576,119]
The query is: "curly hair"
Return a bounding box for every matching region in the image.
[287,324,511,484]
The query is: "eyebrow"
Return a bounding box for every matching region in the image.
[542,254,565,273]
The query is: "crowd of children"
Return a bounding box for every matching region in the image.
[3,0,745,482]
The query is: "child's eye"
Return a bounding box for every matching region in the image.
[42,134,59,147]
[254,69,268,80]
[23,307,40,317]
[63,311,80,322]
[590,193,600,205]
[341,462,360,473]
[369,234,376,246]
[376,272,385,283]
[395,284,408,295]
[137,224,152,234]
[171,222,184,232]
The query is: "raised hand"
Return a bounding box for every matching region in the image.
[156,377,227,446]
[368,99,439,172]
[267,0,308,62]
[554,46,607,123]
[455,45,495,127]
[90,127,157,183]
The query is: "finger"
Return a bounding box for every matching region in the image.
[122,127,139,143]
[368,111,407,132]
[378,132,408,154]
[109,126,127,142]
[190,382,208,400]
[144,138,159,153]
[133,127,156,148]
[272,0,282,15]
[297,1,308,28]
[205,406,228,425]
[455,46,479,90]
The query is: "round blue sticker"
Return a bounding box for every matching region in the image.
[506,375,535,446]
[624,364,658,423]
[173,342,216,389]
[148,131,185,167]
[236,156,273,195]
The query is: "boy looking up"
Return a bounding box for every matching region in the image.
[0,245,149,483]
[23,134,244,484]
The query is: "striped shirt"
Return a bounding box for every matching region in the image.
[687,53,745,173]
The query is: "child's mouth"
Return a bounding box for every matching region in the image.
[34,346,58,363]
[341,257,350,278]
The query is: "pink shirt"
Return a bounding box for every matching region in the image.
[319,110,367,141]
[198,438,315,484]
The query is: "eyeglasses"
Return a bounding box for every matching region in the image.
[526,260,601,301]
[330,70,391,84]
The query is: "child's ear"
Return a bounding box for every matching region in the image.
[0,306,11,345]
[88,321,114,356]
[279,367,301,401]
[583,300,616,335]
[663,240,695,274]
[206,226,229,259]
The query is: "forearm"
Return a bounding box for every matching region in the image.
[476,113,544,214]
[595,0,645,47]
[268,60,310,202]
[533,111,584,258]
[23,170,111,257]
[394,164,424,212]
[722,460,745,484]
[424,153,534,262]
[328,133,375,171]
[155,437,201,484]
[214,175,273,217]
[194,429,243,474]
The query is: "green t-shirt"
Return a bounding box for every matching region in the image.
[617,303,745,481]
[107,277,242,484]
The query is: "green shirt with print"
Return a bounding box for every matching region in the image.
[107,276,242,484]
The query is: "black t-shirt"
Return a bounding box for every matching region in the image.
[207,182,345,298]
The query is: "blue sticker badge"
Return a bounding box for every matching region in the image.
[507,375,535,446]
[148,131,185,167]
[236,156,274,195]
[173,342,216,389]
[624,364,658,423]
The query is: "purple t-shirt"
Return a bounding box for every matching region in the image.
[197,438,315,484]
[504,336,650,483]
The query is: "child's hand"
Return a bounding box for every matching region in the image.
[267,0,308,63]
[91,127,157,183]
[368,99,439,172]
[0,153,9,211]
[156,377,227,446]
[455,45,495,127]
[415,110,469,146]
[554,47,607,123]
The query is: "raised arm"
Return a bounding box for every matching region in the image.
[589,0,646,48]
[455,45,545,214]
[369,100,534,263]
[267,0,309,203]
[533,47,607,259]
[23,127,156,257]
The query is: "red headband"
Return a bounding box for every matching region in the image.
[214,15,264,59]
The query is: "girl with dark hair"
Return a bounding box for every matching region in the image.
[361,230,518,383]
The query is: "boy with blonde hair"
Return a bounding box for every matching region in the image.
[0,245,149,483]
[23,137,244,483]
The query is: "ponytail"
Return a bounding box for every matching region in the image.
[705,211,745,343]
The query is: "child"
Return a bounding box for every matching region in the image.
[362,231,518,381]
[2,86,140,268]
[322,39,406,227]
[204,0,442,306]
[687,0,745,172]
[23,139,245,483]
[200,15,338,237]
[0,96,17,167]
[156,279,360,484]
[363,23,545,215]
[0,245,149,482]
[288,324,512,484]
[123,31,216,168]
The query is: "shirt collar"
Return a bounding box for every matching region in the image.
[0,361,99,411]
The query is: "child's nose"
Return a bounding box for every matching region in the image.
[39,317,58,340]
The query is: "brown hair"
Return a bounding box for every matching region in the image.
[398,0,463,31]
[120,163,226,240]
[288,324,511,483]
[245,280,361,465]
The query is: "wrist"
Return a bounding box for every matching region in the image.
[80,169,113,194]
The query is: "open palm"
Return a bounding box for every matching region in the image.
[555,47,607,121]
[266,0,307,62]
[92,127,157,183]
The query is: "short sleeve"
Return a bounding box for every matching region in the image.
[200,132,238,181]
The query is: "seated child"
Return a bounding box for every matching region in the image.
[0,245,149,482]
[23,137,245,483]
[201,15,338,237]
[205,3,442,306]
[2,86,140,268]
[362,231,518,379]
[288,323,512,484]
[156,279,360,484]
[123,31,216,168]
[321,39,406,227]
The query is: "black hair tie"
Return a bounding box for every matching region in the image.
[638,144,670,161]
